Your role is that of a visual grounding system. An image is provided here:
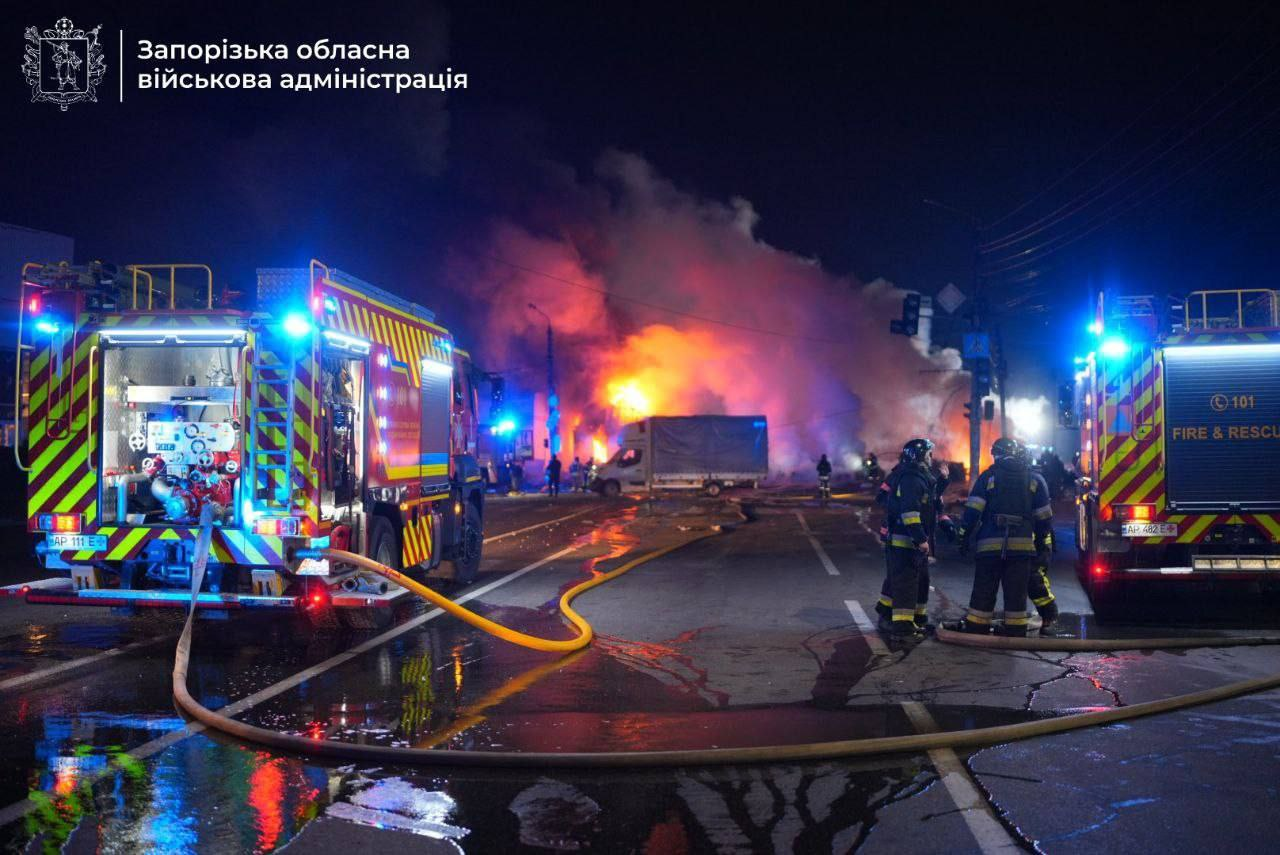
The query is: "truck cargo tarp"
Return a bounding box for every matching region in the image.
[650,416,768,475]
[1164,343,1280,510]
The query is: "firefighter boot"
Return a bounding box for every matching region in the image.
[1036,599,1060,635]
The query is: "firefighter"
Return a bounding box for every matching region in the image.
[816,454,833,499]
[954,437,1053,636]
[878,438,937,639]
[874,443,943,630]
[582,456,595,492]
[1018,444,1060,631]
[547,454,562,497]
[569,456,582,492]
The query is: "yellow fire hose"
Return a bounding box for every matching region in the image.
[173,511,1280,768]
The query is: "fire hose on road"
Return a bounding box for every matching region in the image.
[173,509,1280,768]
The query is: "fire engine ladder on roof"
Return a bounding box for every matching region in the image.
[246,341,298,513]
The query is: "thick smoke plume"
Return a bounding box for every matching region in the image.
[451,150,968,474]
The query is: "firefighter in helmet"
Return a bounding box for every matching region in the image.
[878,438,938,639]
[816,454,833,499]
[954,437,1053,636]
[1017,442,1060,631]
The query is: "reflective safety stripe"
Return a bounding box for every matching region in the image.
[889,534,918,549]
[975,537,1036,554]
[965,612,992,625]
[892,609,916,622]
[1032,595,1055,607]
[900,510,922,525]
[877,596,893,608]
[1033,506,1053,520]
[914,606,928,616]
[1005,612,1030,625]
[965,496,987,510]
[1037,567,1054,597]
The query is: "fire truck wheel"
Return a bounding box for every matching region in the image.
[601,480,621,498]
[445,502,482,584]
[704,481,723,498]
[369,516,399,571]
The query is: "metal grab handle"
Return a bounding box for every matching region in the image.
[127,264,214,310]
[12,268,41,472]
[87,344,98,473]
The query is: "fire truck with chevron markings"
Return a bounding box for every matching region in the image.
[11,260,485,628]
[1071,288,1280,613]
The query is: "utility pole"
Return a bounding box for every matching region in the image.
[925,198,987,483]
[528,303,560,456]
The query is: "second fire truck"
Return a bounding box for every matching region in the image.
[14,259,485,628]
[1071,288,1280,613]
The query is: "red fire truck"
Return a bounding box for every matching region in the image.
[11,259,485,627]
[1072,288,1280,612]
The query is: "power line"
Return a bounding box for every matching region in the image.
[484,255,844,344]
[980,26,1280,253]
[981,6,1265,231]
[980,97,1280,276]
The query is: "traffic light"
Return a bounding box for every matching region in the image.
[902,293,920,336]
[973,359,992,397]
[889,293,921,337]
[982,399,995,421]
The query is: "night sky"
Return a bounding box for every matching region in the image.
[6,1,1280,397]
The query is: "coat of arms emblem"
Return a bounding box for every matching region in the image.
[22,17,106,111]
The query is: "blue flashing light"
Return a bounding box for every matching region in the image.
[1099,337,1130,358]
[35,320,59,334]
[1088,320,1104,336]
[752,420,767,428]
[283,312,313,338]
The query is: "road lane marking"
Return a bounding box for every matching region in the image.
[795,511,839,575]
[484,506,599,544]
[900,701,1022,853]
[844,599,1020,853]
[847,600,1019,850]
[844,599,889,655]
[0,635,170,693]
[0,540,584,829]
[0,507,600,696]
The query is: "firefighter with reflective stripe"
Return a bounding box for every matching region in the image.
[874,452,946,629]
[955,437,1053,636]
[1019,443,1060,632]
[878,438,937,639]
[816,454,833,499]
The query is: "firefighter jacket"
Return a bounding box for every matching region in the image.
[961,458,1053,556]
[885,464,937,550]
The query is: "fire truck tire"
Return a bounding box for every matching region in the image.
[704,481,723,498]
[444,502,483,584]
[601,480,621,498]
[369,516,399,571]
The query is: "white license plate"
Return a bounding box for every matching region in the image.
[1121,522,1178,537]
[47,534,108,551]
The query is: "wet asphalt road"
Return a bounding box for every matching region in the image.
[1,493,1279,853]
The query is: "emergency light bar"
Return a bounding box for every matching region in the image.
[321,329,372,354]
[37,513,82,533]
[99,328,246,345]
[421,357,453,378]
[1164,343,1280,358]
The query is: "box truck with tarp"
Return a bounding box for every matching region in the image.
[592,415,768,497]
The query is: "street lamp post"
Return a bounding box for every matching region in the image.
[527,303,560,456]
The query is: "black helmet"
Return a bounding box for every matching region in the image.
[991,436,1022,461]
[900,438,934,464]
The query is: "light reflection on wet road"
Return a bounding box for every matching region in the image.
[3,496,1280,852]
